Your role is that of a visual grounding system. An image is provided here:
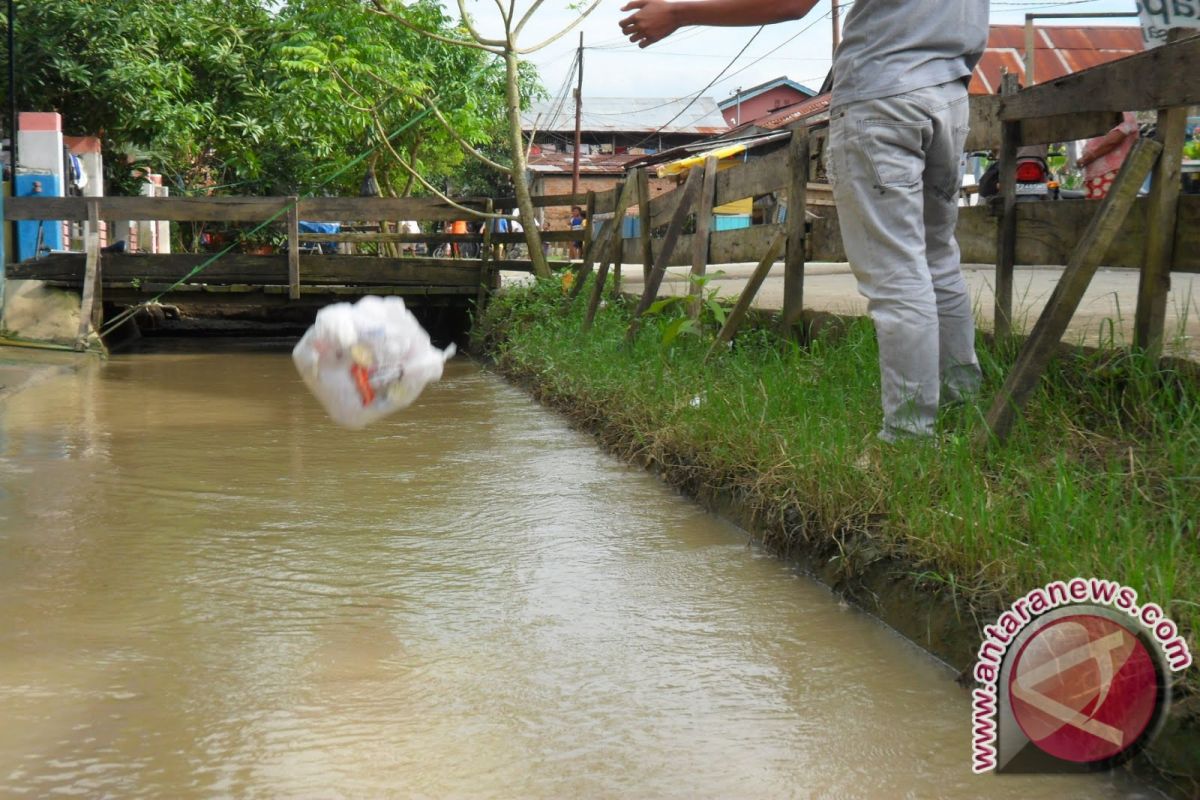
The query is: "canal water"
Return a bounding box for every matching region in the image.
[0,345,1152,798]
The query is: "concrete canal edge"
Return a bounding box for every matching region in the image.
[479,339,1200,798]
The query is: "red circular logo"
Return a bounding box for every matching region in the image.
[1008,614,1160,763]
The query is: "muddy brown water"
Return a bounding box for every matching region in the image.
[0,344,1155,798]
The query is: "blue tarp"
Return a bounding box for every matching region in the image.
[298,221,340,254]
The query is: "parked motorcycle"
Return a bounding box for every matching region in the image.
[975,145,1054,203]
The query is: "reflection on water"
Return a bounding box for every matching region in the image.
[0,345,1152,798]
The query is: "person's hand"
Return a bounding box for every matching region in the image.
[619,0,680,48]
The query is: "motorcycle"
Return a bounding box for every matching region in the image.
[975,145,1056,203]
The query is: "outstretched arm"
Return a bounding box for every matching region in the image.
[620,0,820,48]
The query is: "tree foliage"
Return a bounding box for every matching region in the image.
[0,0,534,197]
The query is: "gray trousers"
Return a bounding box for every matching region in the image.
[827,80,982,441]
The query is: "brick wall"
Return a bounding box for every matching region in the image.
[534,173,680,232]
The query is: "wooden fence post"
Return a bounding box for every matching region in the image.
[477,199,494,313]
[688,156,719,319]
[1134,53,1188,356]
[584,179,636,331]
[625,167,706,344]
[994,72,1021,340]
[706,229,788,361]
[782,128,810,335]
[978,138,1162,445]
[287,196,301,300]
[637,167,653,283]
[75,199,103,350]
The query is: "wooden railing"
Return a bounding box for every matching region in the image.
[567,32,1199,443]
[3,191,587,348]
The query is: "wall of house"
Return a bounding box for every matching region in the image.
[721,86,810,126]
[533,173,679,233]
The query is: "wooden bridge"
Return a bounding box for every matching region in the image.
[2,193,592,338]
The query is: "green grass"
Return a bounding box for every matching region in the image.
[477,277,1199,689]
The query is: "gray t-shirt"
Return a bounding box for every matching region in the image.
[831,0,990,107]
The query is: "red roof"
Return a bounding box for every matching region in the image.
[970,25,1143,94]
[754,93,832,131]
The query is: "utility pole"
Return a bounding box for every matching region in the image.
[7,0,15,170]
[831,0,841,55]
[571,32,584,196]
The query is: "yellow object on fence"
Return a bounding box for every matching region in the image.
[656,142,748,177]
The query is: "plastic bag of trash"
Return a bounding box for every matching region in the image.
[292,296,455,429]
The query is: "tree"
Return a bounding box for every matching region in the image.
[1,0,529,203]
[273,0,530,200]
[3,0,287,193]
[370,0,601,278]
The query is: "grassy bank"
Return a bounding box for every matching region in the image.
[478,279,1199,698]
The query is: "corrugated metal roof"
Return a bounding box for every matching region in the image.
[521,97,729,135]
[970,25,1143,94]
[526,151,642,176]
[624,131,790,170]
[755,93,832,130]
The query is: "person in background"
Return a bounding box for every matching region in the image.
[1078,112,1139,200]
[490,215,509,259]
[569,205,585,260]
[449,219,469,258]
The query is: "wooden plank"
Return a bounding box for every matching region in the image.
[592,186,619,216]
[626,167,706,344]
[994,73,1021,340]
[965,94,1121,151]
[1001,36,1200,120]
[75,200,102,350]
[647,180,684,229]
[16,253,488,286]
[583,190,597,263]
[637,167,653,283]
[286,198,300,300]
[621,222,786,267]
[491,192,587,209]
[300,196,483,222]
[4,195,289,222]
[299,230,580,245]
[712,146,789,208]
[689,157,719,318]
[477,199,494,313]
[711,223,788,264]
[783,129,810,332]
[706,230,788,361]
[979,138,1162,445]
[2,195,511,223]
[1134,102,1187,355]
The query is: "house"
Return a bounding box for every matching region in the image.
[717,77,818,128]
[970,25,1143,93]
[521,96,728,229]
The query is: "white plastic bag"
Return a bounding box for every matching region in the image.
[292,296,455,429]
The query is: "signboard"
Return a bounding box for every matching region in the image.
[1137,0,1200,48]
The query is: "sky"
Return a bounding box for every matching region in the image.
[457,0,1144,107]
